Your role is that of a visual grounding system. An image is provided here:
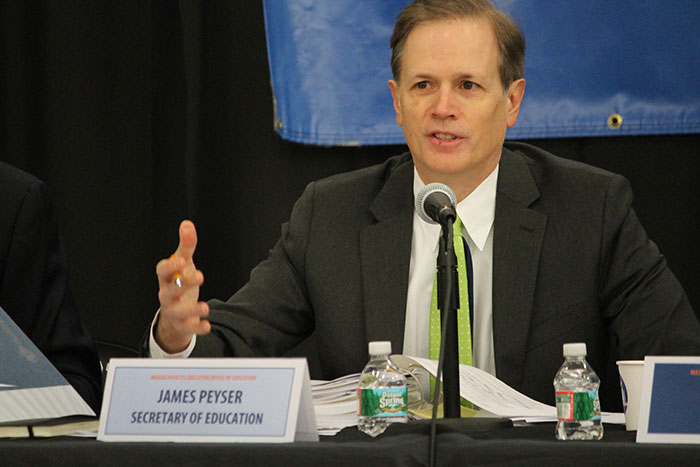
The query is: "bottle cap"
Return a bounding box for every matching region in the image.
[563,342,587,357]
[368,341,391,356]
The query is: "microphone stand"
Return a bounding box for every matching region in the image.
[436,216,461,418]
[429,216,461,467]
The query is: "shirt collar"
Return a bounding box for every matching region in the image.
[413,165,499,252]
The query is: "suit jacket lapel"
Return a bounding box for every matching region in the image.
[493,147,547,389]
[360,156,414,353]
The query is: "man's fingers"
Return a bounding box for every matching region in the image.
[156,220,199,290]
[162,293,208,319]
[193,316,211,336]
[160,302,210,334]
[175,220,198,259]
[156,256,186,285]
[158,269,204,305]
[169,313,210,336]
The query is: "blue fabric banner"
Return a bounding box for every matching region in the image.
[263,1,700,145]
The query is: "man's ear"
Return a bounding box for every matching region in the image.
[388,79,403,127]
[506,78,526,128]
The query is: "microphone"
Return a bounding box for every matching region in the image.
[415,183,457,226]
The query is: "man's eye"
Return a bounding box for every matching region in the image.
[462,81,477,90]
[415,81,429,90]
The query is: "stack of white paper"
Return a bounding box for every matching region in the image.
[392,355,624,424]
[311,373,359,436]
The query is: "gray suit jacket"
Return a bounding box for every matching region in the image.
[195,142,700,410]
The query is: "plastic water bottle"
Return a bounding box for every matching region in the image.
[358,341,407,437]
[553,342,603,440]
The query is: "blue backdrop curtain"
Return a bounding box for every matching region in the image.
[263,0,700,145]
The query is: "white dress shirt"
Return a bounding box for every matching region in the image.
[403,166,498,376]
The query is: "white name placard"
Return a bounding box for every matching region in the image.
[636,356,700,444]
[97,358,318,443]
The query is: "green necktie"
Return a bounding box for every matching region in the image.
[429,216,473,397]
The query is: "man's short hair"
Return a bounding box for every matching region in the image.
[390,0,525,90]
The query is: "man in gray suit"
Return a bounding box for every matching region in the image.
[148,0,700,410]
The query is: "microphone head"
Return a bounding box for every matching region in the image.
[415,183,457,225]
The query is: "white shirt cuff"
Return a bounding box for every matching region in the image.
[148,309,197,358]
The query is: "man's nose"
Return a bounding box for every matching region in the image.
[431,89,457,120]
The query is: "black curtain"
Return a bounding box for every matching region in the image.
[2,1,698,371]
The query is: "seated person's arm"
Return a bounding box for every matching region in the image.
[0,169,102,411]
[599,175,700,356]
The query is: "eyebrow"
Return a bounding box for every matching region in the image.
[408,72,481,82]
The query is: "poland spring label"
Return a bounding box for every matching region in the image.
[358,387,408,418]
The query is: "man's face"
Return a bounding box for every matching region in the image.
[389,18,525,198]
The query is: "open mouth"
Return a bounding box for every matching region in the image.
[434,132,456,141]
[431,132,461,143]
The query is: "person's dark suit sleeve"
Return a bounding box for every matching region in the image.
[598,174,700,358]
[0,178,103,412]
